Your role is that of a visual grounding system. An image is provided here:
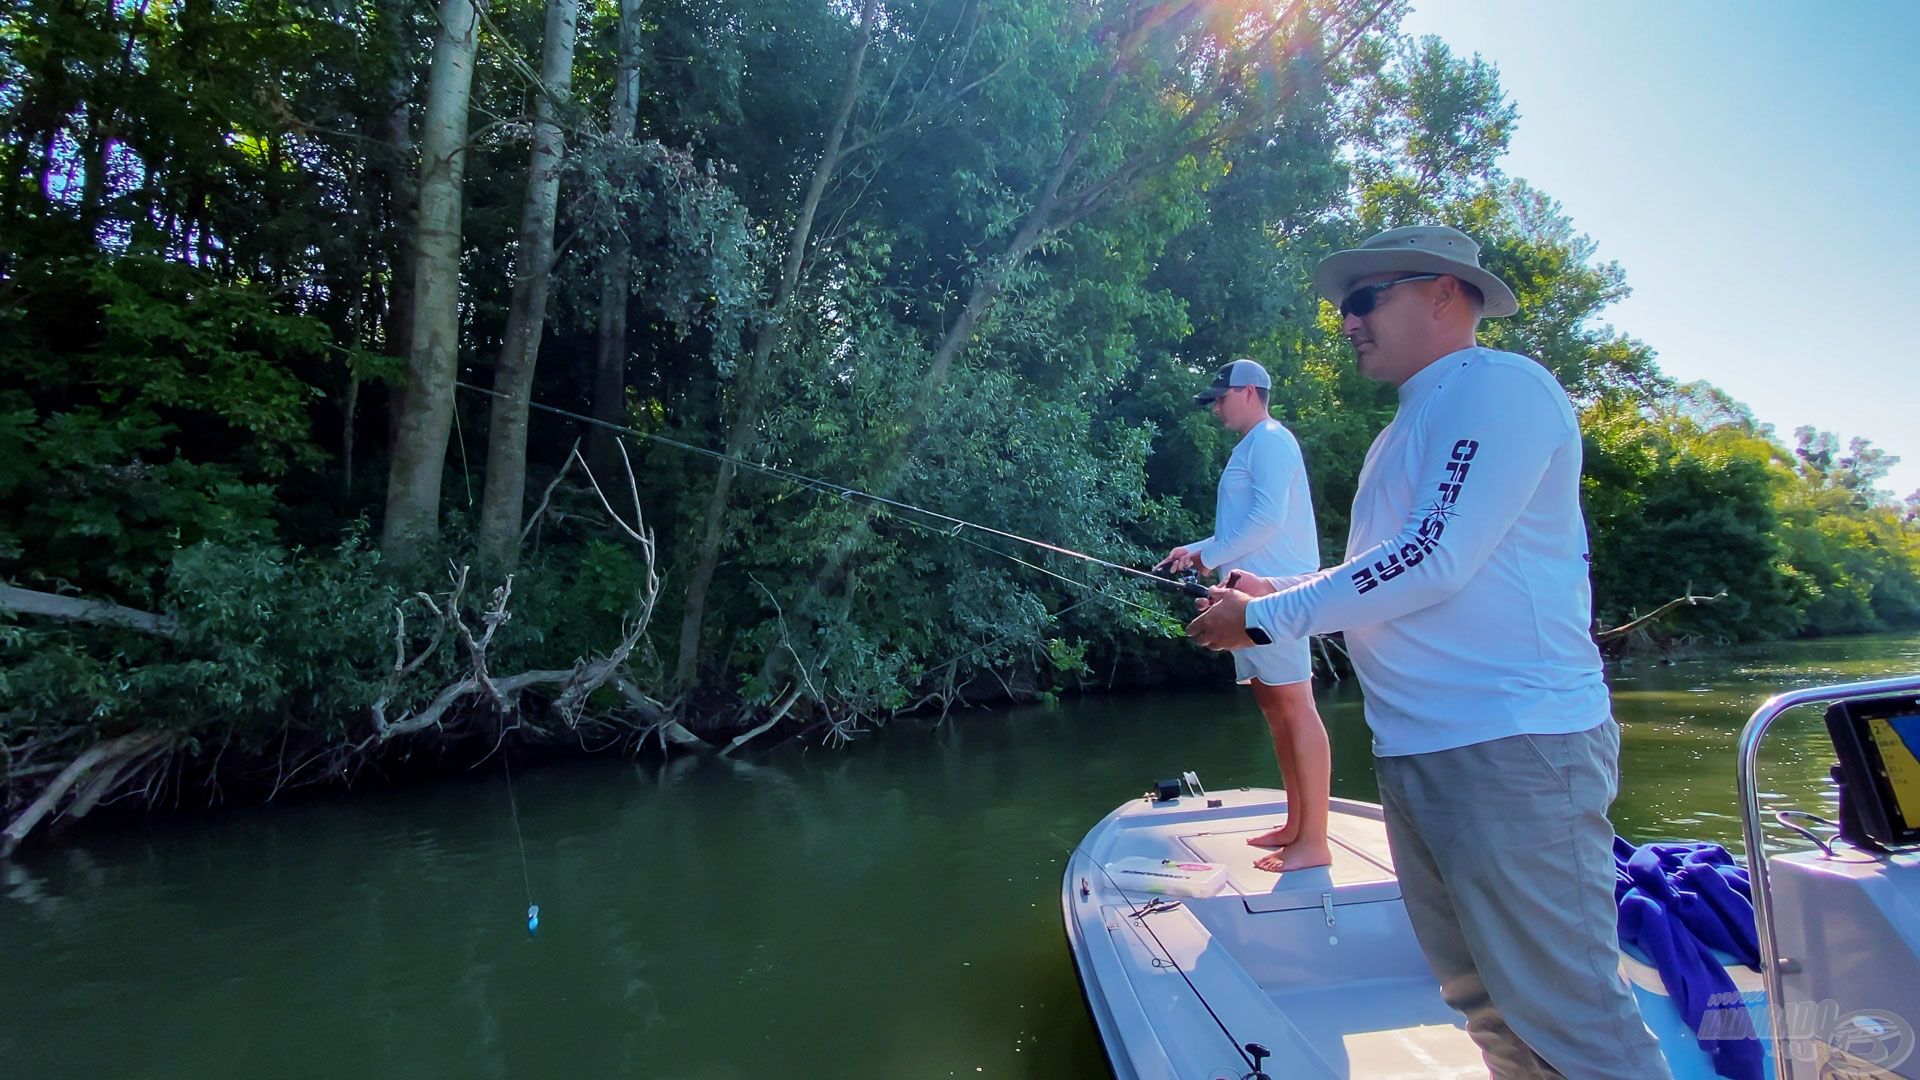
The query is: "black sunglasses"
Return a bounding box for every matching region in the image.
[1339,274,1440,318]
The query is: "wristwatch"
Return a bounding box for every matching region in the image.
[1246,624,1273,646]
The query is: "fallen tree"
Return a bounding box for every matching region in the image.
[1,443,700,857]
[0,729,176,858]
[243,442,706,805]
[1596,587,1729,657]
[0,584,179,639]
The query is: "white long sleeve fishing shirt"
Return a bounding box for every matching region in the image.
[1192,418,1320,582]
[1244,347,1610,756]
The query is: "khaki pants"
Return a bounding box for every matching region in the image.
[1375,720,1674,1080]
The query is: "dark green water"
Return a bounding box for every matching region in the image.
[3,632,1917,1079]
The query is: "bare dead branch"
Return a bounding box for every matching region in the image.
[719,683,804,757]
[573,445,648,543]
[520,436,584,547]
[0,584,179,638]
[2,730,174,858]
[370,436,664,748]
[1315,635,1342,682]
[1596,590,1728,643]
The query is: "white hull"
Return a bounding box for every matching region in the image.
[1067,677,1920,1078]
[1063,787,1488,1079]
[1061,787,1807,1079]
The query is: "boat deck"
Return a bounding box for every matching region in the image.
[1268,978,1483,1079]
[1066,787,1483,1079]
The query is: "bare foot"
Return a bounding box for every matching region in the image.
[1254,837,1333,874]
[1247,824,1298,850]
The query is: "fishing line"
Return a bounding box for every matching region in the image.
[889,511,1170,619]
[452,394,476,507]
[452,382,1209,601]
[504,755,538,935]
[456,386,1252,1035]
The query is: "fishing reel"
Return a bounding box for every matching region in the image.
[1172,567,1209,599]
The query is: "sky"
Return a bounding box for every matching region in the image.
[1399,0,1919,499]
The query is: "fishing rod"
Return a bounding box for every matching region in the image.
[452,382,1212,600]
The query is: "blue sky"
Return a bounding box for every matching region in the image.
[1400,0,1919,499]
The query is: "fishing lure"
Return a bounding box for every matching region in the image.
[527,903,540,935]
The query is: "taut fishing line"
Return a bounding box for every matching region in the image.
[452,382,1210,604]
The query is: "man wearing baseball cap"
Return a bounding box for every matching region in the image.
[1187,226,1669,1078]
[1157,358,1331,873]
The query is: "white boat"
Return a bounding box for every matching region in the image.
[1062,675,1920,1079]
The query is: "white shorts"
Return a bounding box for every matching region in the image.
[1234,636,1313,686]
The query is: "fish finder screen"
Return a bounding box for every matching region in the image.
[1826,695,1920,849]
[1867,712,1920,830]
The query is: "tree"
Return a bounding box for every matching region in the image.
[586,0,645,480]
[796,0,1398,636]
[668,0,1009,689]
[1348,34,1517,227]
[477,0,581,571]
[1795,426,1901,507]
[668,0,884,689]
[382,0,487,560]
[1581,396,1805,642]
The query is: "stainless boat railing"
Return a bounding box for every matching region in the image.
[1736,673,1920,1068]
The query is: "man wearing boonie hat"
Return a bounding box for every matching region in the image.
[1186,225,1669,1078]
[1157,357,1332,873]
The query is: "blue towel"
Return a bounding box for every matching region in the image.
[1613,837,1764,1080]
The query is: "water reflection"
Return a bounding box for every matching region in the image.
[0,632,1914,1079]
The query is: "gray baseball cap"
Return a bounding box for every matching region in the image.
[1193,359,1271,406]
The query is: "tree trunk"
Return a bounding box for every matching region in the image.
[381,0,485,560]
[791,109,1092,616]
[379,0,419,360]
[0,584,179,638]
[670,0,878,689]
[588,0,645,480]
[75,0,153,239]
[589,243,631,475]
[476,0,580,571]
[764,1,1390,689]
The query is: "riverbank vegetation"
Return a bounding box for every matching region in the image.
[4,0,1917,851]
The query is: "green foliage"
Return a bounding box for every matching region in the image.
[0,533,403,753]
[158,534,405,742]
[506,538,665,673]
[1581,396,1807,641]
[0,253,334,598]
[560,138,766,372]
[1,0,1914,799]
[1774,481,1920,635]
[1582,390,1919,641]
[1046,636,1091,677]
[1349,36,1518,227]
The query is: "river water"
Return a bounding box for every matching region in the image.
[3,631,1917,1079]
